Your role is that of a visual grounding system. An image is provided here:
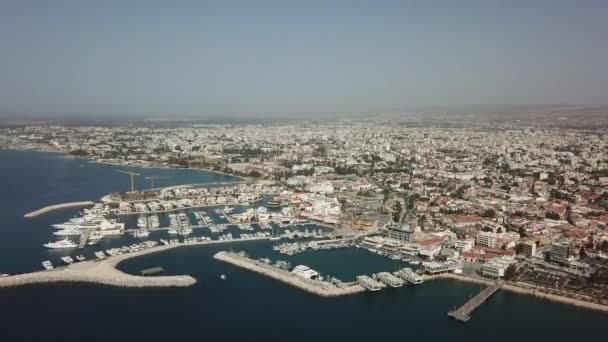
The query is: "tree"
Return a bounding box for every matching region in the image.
[481,208,496,218]
[545,212,560,220]
[504,264,517,280]
[579,246,587,259]
[248,170,262,178]
[518,227,526,238]
[69,149,88,157]
[392,201,402,223]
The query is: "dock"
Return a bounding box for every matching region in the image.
[24,201,94,218]
[78,227,95,248]
[139,267,164,276]
[448,281,503,322]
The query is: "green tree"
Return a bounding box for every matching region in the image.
[504,264,517,280]
[579,246,587,259]
[518,227,526,238]
[392,201,402,223]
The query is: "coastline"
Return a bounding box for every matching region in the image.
[1,147,247,181]
[424,273,608,313]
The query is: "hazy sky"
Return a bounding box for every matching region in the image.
[1,0,607,118]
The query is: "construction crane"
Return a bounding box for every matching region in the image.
[145,176,169,189]
[116,170,141,192]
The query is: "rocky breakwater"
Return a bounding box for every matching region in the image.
[214,251,365,297]
[0,245,196,288]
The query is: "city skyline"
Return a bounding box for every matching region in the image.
[1,0,608,118]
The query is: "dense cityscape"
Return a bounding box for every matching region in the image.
[2,119,608,310]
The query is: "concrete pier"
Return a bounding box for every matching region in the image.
[24,201,94,218]
[448,281,503,322]
[214,251,365,297]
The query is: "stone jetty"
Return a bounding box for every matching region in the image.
[0,236,270,289]
[214,251,365,297]
[24,201,95,218]
[0,245,196,288]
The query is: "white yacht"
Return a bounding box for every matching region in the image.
[43,239,78,249]
[86,233,103,245]
[137,215,148,228]
[179,227,192,236]
[53,228,82,236]
[133,229,150,238]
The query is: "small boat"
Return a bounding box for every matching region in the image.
[41,260,54,270]
[220,274,226,280]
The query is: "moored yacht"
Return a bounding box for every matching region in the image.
[44,239,78,249]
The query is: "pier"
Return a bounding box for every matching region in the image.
[214,251,365,297]
[24,201,94,218]
[78,227,95,248]
[448,281,503,322]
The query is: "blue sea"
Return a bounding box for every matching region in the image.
[0,150,605,341]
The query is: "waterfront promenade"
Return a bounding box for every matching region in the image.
[214,251,366,297]
[24,201,94,218]
[425,272,608,314]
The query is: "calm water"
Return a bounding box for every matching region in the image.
[0,150,605,341]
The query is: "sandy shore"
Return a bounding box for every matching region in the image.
[424,273,608,313]
[214,251,365,297]
[24,201,95,218]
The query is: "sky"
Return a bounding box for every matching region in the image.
[1,0,607,118]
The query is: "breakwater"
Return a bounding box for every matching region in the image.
[214,251,365,297]
[0,236,271,289]
[24,201,94,218]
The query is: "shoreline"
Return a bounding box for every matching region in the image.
[424,273,608,313]
[2,147,247,181]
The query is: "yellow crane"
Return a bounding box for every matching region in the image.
[116,170,141,192]
[145,176,169,189]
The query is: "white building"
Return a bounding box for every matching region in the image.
[481,256,514,278]
[454,238,475,251]
[292,265,319,279]
[476,231,497,248]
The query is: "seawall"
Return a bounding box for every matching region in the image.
[0,236,271,289]
[24,201,94,218]
[214,251,365,297]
